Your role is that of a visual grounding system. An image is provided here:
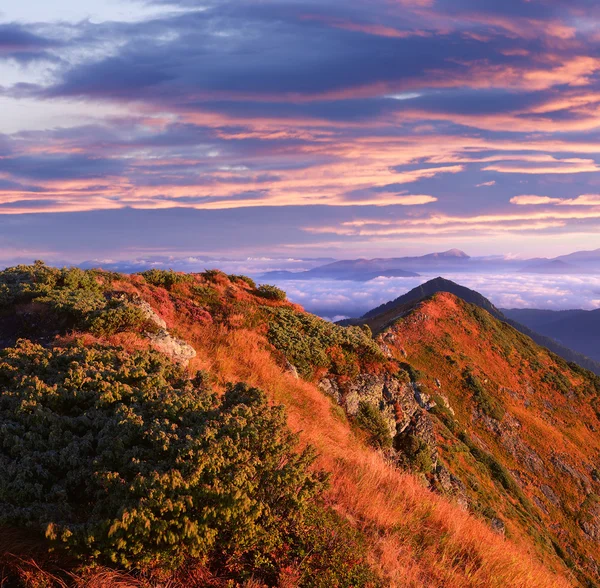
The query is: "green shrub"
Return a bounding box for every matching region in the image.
[463,369,505,421]
[87,300,151,336]
[230,274,257,289]
[257,284,287,301]
[458,432,531,512]
[202,269,227,283]
[396,433,433,473]
[267,308,384,379]
[140,269,192,289]
[293,505,383,587]
[0,262,105,308]
[0,342,326,572]
[356,401,393,449]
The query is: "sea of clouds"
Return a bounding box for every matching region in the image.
[266,274,600,320]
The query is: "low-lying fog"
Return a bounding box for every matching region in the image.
[265,274,600,320]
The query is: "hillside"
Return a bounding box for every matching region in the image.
[343,277,600,375]
[0,263,587,587]
[372,293,600,587]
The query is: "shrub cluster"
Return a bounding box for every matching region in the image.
[257,284,287,301]
[0,263,150,337]
[0,341,380,585]
[0,342,325,569]
[140,269,193,290]
[462,368,505,421]
[267,308,384,379]
[356,401,393,449]
[229,274,257,289]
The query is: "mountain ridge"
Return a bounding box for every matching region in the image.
[340,276,600,376]
[0,263,596,587]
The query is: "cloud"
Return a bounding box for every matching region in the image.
[263,272,600,318]
[4,0,600,255]
[511,194,600,206]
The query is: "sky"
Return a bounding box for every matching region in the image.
[3,0,600,263]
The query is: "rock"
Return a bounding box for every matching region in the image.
[434,464,469,509]
[552,455,592,494]
[285,360,299,379]
[110,292,169,330]
[490,517,506,535]
[438,394,455,416]
[533,496,549,515]
[146,329,197,365]
[318,377,341,403]
[112,292,197,366]
[540,484,561,507]
[413,383,436,410]
[579,498,600,542]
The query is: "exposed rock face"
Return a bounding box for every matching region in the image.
[579,498,600,542]
[552,455,593,494]
[319,369,441,478]
[118,292,197,365]
[318,377,341,403]
[145,329,197,365]
[434,465,469,509]
[284,360,299,379]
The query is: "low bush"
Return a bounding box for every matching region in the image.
[140,269,192,289]
[396,433,433,473]
[463,369,505,421]
[229,274,257,289]
[0,341,327,576]
[267,308,384,379]
[257,284,287,301]
[292,505,383,587]
[356,401,393,449]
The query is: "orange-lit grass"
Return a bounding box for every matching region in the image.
[185,321,572,588]
[2,279,574,587]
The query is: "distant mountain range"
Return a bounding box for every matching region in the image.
[259,247,600,281]
[339,277,600,375]
[517,259,582,274]
[502,307,600,363]
[260,249,468,280]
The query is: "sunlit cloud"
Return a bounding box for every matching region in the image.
[511,194,600,206]
[3,0,600,256]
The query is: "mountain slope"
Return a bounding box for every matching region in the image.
[0,263,572,587]
[373,293,600,587]
[346,277,600,375]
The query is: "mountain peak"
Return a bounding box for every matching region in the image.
[437,248,470,258]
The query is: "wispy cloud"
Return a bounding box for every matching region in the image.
[3,0,600,255]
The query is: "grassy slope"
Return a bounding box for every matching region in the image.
[0,268,573,587]
[125,273,572,587]
[380,292,600,586]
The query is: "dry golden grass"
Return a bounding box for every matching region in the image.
[1,277,577,587]
[184,321,573,588]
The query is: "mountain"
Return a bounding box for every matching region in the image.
[369,292,600,587]
[503,307,600,363]
[260,249,469,281]
[342,277,600,376]
[260,268,420,281]
[556,247,600,263]
[519,259,582,274]
[1,263,596,587]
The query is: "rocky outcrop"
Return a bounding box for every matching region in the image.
[319,368,441,477]
[145,329,197,365]
[579,497,600,542]
[115,292,197,365]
